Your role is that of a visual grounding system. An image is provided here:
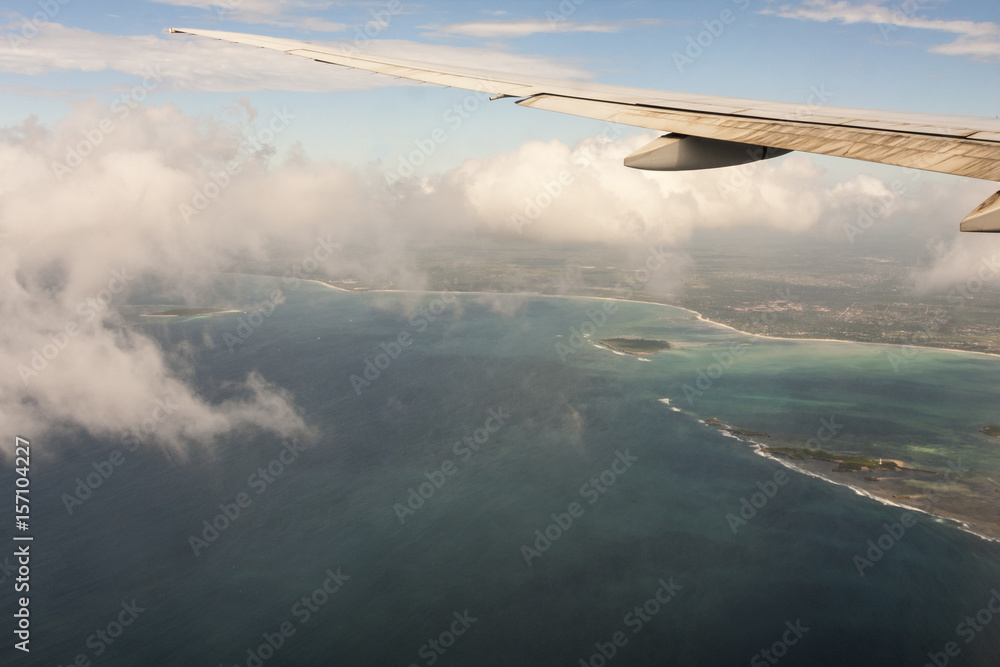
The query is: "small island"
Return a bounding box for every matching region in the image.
[981,426,1000,438]
[763,446,908,473]
[599,338,671,355]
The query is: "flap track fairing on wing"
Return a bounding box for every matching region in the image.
[623,134,792,171]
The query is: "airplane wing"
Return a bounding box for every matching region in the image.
[168,27,1000,232]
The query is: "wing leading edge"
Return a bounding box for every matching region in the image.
[168,27,1000,232]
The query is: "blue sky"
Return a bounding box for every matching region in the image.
[2,0,999,170]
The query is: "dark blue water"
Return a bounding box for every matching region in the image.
[4,277,1000,666]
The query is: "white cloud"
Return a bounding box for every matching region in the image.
[422,18,662,39]
[0,23,595,92]
[909,232,1000,294]
[149,0,348,33]
[433,132,948,244]
[765,0,1000,61]
[3,99,981,454]
[0,100,402,456]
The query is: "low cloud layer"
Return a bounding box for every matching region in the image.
[3,99,990,454]
[910,234,1000,295]
[0,23,596,93]
[150,0,349,33]
[436,132,959,244]
[421,18,663,40]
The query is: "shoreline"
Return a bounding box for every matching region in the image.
[287,277,1000,542]
[704,420,1000,545]
[302,278,351,292]
[755,444,1000,545]
[299,280,1000,360]
[140,309,241,318]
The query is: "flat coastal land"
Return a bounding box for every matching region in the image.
[709,420,1000,542]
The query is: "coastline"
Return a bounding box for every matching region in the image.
[700,418,1000,545]
[299,278,1000,542]
[300,280,1000,360]
[302,278,351,292]
[140,309,241,318]
[756,445,1000,545]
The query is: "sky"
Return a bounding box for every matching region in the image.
[2,0,1000,453]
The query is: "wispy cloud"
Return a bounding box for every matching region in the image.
[422,18,662,40]
[149,0,348,33]
[765,0,1000,61]
[0,24,595,93]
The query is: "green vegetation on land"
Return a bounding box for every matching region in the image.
[727,428,770,438]
[763,446,903,473]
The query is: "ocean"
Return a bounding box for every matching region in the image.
[8,276,1000,666]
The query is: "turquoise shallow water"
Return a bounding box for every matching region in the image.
[7,277,1000,666]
